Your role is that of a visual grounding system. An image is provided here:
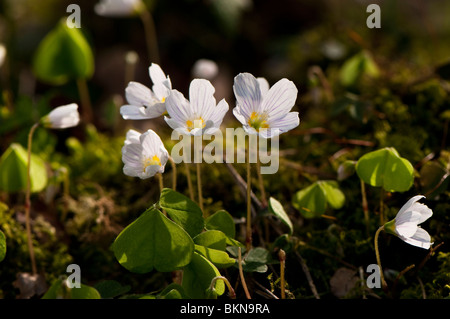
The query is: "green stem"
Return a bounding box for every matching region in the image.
[238,247,251,299]
[168,156,177,191]
[360,179,370,237]
[157,172,164,193]
[256,138,267,207]
[209,276,236,299]
[279,249,286,299]
[184,162,194,201]
[374,225,387,289]
[76,78,93,124]
[196,162,204,214]
[379,188,385,225]
[139,9,160,64]
[124,51,139,86]
[26,122,40,275]
[246,148,252,251]
[157,172,167,216]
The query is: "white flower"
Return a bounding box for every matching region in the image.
[120,63,171,120]
[164,78,229,136]
[232,72,299,139]
[122,129,169,179]
[0,44,6,68]
[384,195,433,249]
[41,103,80,129]
[94,0,144,17]
[191,59,219,80]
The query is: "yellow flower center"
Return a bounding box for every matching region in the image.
[248,112,269,131]
[186,118,206,131]
[161,97,166,103]
[142,155,161,172]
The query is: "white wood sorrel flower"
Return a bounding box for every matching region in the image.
[233,73,299,139]
[164,78,229,136]
[120,63,171,120]
[384,195,433,249]
[95,0,144,17]
[122,129,169,179]
[41,103,80,129]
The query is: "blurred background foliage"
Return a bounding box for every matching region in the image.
[0,0,449,299]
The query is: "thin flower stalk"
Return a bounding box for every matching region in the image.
[238,247,251,299]
[374,225,387,289]
[168,156,177,191]
[246,148,252,251]
[25,123,40,275]
[196,162,204,213]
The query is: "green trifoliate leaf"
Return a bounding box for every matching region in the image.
[42,278,101,299]
[356,147,414,192]
[33,20,94,85]
[292,181,345,218]
[159,188,204,237]
[113,208,194,273]
[0,143,48,193]
[182,252,225,299]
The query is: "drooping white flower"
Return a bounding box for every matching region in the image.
[41,103,80,129]
[94,0,144,17]
[384,195,433,249]
[232,72,299,139]
[120,63,171,120]
[122,129,169,179]
[164,78,229,136]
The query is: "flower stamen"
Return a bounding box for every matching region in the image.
[248,112,269,131]
[186,118,206,131]
[142,155,161,172]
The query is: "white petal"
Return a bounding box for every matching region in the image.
[258,128,282,139]
[232,107,248,127]
[95,0,141,17]
[46,103,80,129]
[140,129,166,157]
[266,111,300,136]
[0,44,6,68]
[125,82,156,107]
[123,165,140,177]
[149,63,167,85]
[122,143,143,173]
[192,59,219,79]
[189,79,216,120]
[395,210,422,227]
[242,125,258,136]
[233,73,262,119]
[401,228,432,249]
[165,89,192,124]
[120,105,147,120]
[409,202,433,224]
[142,164,163,179]
[152,80,171,101]
[158,144,169,166]
[144,103,167,118]
[396,195,425,219]
[121,103,165,120]
[124,129,141,145]
[164,116,189,134]
[261,78,298,121]
[257,77,270,96]
[395,221,419,238]
[209,98,229,127]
